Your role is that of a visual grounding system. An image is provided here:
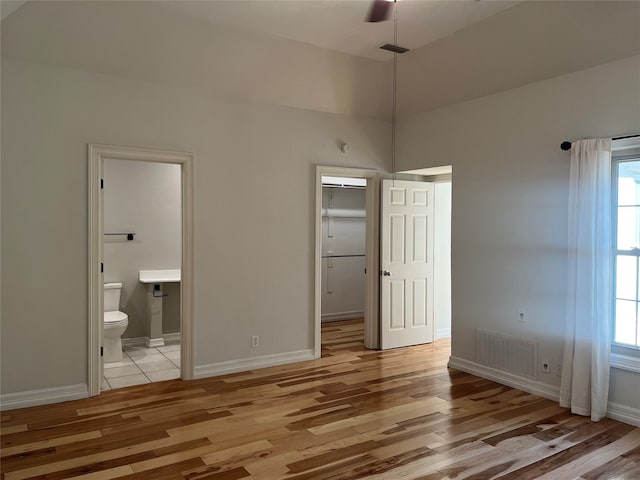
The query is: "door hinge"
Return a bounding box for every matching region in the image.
[100,346,103,357]
[101,262,104,273]
[100,179,104,189]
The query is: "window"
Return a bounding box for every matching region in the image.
[612,142,640,353]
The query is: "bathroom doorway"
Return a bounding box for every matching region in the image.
[88,145,194,396]
[102,159,181,389]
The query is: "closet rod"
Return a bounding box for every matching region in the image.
[321,254,365,258]
[560,134,640,151]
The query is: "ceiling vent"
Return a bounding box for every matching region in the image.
[380,43,409,54]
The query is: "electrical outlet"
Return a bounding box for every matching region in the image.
[518,307,526,322]
[541,360,550,374]
[251,336,259,348]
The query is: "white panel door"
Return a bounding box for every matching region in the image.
[381,179,434,349]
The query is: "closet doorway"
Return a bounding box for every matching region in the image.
[314,166,379,357]
[321,176,367,353]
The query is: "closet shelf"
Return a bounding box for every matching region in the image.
[321,208,365,218]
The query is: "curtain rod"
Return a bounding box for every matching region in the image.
[560,134,640,151]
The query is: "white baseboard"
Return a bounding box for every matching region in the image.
[146,337,165,348]
[448,355,640,427]
[122,337,148,348]
[321,311,364,323]
[607,401,640,427]
[0,384,89,411]
[448,355,560,401]
[194,349,315,379]
[437,327,451,339]
[122,334,181,348]
[163,332,181,344]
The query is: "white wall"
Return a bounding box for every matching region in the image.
[398,55,640,411]
[103,159,181,338]
[397,1,640,115]
[0,1,393,397]
[3,0,638,416]
[0,1,390,119]
[321,187,366,321]
[0,59,389,394]
[434,182,452,339]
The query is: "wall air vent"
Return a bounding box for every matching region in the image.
[476,329,538,379]
[380,43,409,54]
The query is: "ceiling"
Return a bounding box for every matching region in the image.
[3,1,636,118]
[0,0,28,20]
[164,0,520,61]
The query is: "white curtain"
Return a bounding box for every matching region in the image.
[559,138,612,421]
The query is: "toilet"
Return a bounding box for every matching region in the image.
[103,282,129,363]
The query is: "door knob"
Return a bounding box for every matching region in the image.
[382,270,391,276]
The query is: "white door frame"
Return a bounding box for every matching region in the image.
[88,144,194,396]
[314,165,379,357]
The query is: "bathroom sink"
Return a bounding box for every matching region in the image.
[138,269,180,348]
[138,269,181,283]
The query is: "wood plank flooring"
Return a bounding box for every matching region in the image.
[2,319,639,480]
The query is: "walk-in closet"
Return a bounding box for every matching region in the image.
[321,176,366,325]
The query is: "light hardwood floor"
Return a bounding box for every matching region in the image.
[2,319,639,479]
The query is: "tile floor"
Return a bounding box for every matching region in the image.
[102,343,181,390]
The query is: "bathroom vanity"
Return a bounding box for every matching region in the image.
[139,269,181,347]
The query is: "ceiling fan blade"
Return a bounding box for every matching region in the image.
[366,0,393,23]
